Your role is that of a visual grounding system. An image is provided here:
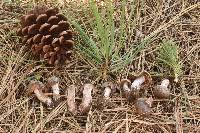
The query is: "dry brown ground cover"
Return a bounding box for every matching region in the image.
[0,0,200,133]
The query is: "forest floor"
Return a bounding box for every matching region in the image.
[0,0,200,133]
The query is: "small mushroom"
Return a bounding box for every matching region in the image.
[79,83,94,115]
[154,79,170,99]
[95,82,116,110]
[28,80,52,106]
[47,76,60,101]
[119,79,131,99]
[135,97,153,115]
[131,71,151,90]
[102,82,116,99]
[66,85,77,115]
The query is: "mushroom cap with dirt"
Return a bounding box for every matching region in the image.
[154,79,170,99]
[47,76,59,86]
[139,71,152,85]
[102,81,116,93]
[135,97,153,115]
[27,80,45,95]
[119,79,131,98]
[129,71,152,89]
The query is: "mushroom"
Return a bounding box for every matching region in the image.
[66,85,77,115]
[28,80,53,106]
[95,82,116,110]
[47,76,60,101]
[131,71,151,90]
[102,82,116,99]
[154,79,170,99]
[135,97,153,115]
[79,83,94,115]
[119,79,131,99]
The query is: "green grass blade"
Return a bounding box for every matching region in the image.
[106,0,115,58]
[90,0,108,59]
[72,21,102,65]
[111,33,156,72]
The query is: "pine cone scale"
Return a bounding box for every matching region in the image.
[33,34,43,43]
[25,14,36,26]
[39,23,51,34]
[36,14,48,24]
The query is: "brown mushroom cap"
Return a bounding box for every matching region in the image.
[135,97,153,115]
[119,79,131,88]
[138,71,152,85]
[47,76,59,86]
[119,79,132,99]
[102,82,116,93]
[154,85,170,99]
[128,71,152,86]
[27,80,45,95]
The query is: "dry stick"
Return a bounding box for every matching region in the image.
[113,120,126,133]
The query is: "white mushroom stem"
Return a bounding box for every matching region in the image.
[174,74,178,83]
[145,97,153,107]
[34,89,52,106]
[131,76,145,90]
[104,87,111,99]
[79,84,94,114]
[52,84,60,95]
[160,79,170,87]
[123,82,131,92]
[82,87,92,107]
[47,76,60,100]
[66,85,76,114]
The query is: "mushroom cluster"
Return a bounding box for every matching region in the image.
[27,71,171,116]
[118,71,171,115]
[28,76,94,115]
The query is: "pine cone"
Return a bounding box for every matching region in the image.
[17,6,74,66]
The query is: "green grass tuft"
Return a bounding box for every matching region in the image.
[158,39,182,82]
[71,0,154,79]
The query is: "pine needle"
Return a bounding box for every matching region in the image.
[158,39,182,82]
